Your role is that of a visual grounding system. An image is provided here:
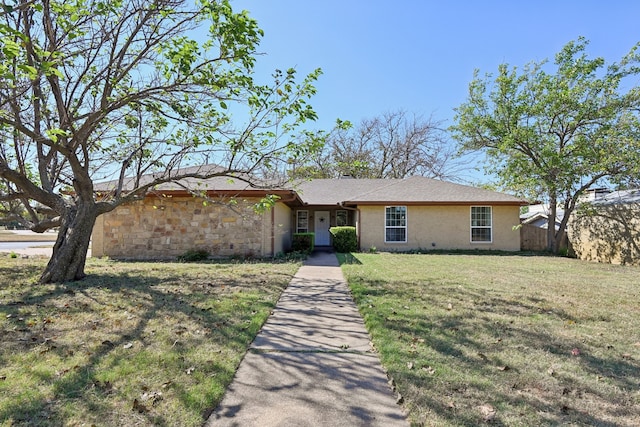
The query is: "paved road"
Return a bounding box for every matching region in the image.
[0,241,54,250]
[0,231,56,256]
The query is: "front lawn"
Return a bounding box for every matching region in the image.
[0,255,298,426]
[339,253,640,426]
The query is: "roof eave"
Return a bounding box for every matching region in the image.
[342,200,528,206]
[96,188,298,200]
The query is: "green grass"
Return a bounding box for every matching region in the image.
[339,252,640,427]
[0,255,299,426]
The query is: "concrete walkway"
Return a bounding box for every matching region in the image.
[205,251,408,427]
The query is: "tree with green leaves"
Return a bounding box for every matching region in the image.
[0,0,325,283]
[452,37,640,253]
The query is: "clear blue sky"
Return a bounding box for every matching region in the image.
[233,0,640,180]
[233,1,639,127]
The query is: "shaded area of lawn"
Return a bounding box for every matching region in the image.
[339,253,640,427]
[0,255,299,426]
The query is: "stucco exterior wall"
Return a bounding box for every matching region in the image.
[92,196,279,259]
[271,202,292,255]
[569,204,640,265]
[92,214,105,257]
[358,205,521,252]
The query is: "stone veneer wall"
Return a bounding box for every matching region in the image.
[96,196,268,259]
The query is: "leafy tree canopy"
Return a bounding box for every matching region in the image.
[451,37,640,252]
[0,0,326,282]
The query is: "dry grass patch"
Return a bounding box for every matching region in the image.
[0,255,299,426]
[339,253,640,427]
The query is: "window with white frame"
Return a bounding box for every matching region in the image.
[336,210,348,226]
[296,210,309,233]
[471,206,492,242]
[385,206,407,243]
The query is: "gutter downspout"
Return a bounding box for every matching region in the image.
[338,202,361,250]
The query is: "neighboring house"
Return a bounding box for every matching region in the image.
[519,204,567,252]
[569,189,640,265]
[91,172,525,259]
[520,189,613,252]
[520,204,565,230]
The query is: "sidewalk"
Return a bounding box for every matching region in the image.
[205,251,408,426]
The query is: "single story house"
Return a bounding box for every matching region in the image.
[91,173,526,259]
[569,189,640,265]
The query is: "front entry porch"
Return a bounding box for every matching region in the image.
[293,207,356,248]
[314,211,331,246]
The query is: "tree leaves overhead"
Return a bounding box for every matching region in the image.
[452,37,640,252]
[0,0,326,282]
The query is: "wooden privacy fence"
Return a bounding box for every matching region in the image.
[520,223,569,252]
[520,223,548,251]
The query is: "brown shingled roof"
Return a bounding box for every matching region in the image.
[94,165,279,193]
[94,166,525,206]
[293,178,398,205]
[295,176,525,206]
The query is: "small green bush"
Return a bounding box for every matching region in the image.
[178,249,210,262]
[292,233,315,253]
[330,226,358,253]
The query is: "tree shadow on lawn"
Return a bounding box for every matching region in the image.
[0,263,293,426]
[351,280,640,426]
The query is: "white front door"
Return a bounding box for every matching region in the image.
[314,211,331,246]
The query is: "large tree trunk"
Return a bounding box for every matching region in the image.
[40,203,97,283]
